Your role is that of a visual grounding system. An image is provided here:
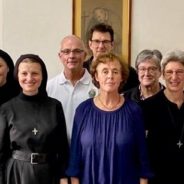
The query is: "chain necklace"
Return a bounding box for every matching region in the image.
[97,95,121,110]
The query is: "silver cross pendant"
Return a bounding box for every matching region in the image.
[32,128,38,135]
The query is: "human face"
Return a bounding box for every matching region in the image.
[0,58,9,86]
[137,59,161,87]
[163,61,184,92]
[89,31,113,59]
[59,37,86,72]
[18,62,42,95]
[95,59,123,93]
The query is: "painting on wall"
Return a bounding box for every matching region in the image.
[73,0,132,63]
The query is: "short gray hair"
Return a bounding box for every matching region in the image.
[161,49,184,71]
[135,49,162,70]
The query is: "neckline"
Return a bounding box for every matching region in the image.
[139,83,164,100]
[164,89,184,108]
[95,95,123,111]
[92,97,124,113]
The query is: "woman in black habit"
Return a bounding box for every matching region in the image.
[0,49,19,105]
[0,54,69,184]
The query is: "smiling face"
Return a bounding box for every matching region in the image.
[0,58,9,86]
[163,61,184,93]
[95,59,123,93]
[137,59,161,87]
[18,61,42,95]
[59,36,86,73]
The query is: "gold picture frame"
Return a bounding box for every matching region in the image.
[72,0,132,64]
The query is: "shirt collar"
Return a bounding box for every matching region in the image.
[58,69,92,85]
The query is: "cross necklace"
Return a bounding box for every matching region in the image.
[32,127,38,135]
[31,103,40,136]
[167,105,184,149]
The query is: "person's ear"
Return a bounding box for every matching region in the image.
[111,41,114,48]
[95,72,99,82]
[89,40,92,50]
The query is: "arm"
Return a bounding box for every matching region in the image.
[71,177,80,184]
[133,105,153,179]
[65,105,84,181]
[140,178,148,184]
[56,102,69,179]
[0,108,10,184]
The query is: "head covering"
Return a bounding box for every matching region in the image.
[0,49,15,83]
[14,54,48,96]
[0,50,20,104]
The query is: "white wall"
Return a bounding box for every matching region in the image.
[0,0,3,48]
[1,0,72,78]
[1,0,184,78]
[131,0,184,67]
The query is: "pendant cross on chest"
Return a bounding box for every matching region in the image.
[32,128,38,135]
[177,140,183,148]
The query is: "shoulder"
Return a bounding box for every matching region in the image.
[47,73,63,86]
[124,98,142,112]
[0,96,18,114]
[141,89,164,106]
[123,86,139,96]
[45,96,63,106]
[82,69,94,82]
[76,98,93,113]
[123,86,140,102]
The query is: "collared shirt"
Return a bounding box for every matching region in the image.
[139,84,165,100]
[47,69,98,142]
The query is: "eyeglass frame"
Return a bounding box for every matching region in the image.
[138,66,159,74]
[60,49,84,55]
[164,69,184,77]
[90,39,112,46]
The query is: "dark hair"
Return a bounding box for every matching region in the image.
[0,49,15,84]
[14,54,48,96]
[88,23,114,42]
[90,52,129,93]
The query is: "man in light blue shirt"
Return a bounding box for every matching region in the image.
[47,35,97,142]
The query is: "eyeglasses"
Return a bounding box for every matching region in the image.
[91,39,112,46]
[60,49,84,55]
[164,69,184,77]
[138,66,158,73]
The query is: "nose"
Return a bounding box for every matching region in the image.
[143,69,149,75]
[68,51,75,57]
[107,71,113,78]
[171,72,178,79]
[27,74,33,81]
[98,42,105,48]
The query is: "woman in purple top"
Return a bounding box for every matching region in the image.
[66,53,152,184]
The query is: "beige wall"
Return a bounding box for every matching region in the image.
[1,0,184,78]
[131,0,184,66]
[0,1,2,48]
[1,0,72,78]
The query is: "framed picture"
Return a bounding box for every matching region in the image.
[72,0,132,63]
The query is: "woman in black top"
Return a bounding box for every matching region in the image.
[141,50,184,184]
[0,54,69,184]
[0,49,19,105]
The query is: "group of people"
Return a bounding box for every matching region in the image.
[0,22,184,184]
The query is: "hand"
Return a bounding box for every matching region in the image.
[140,178,148,184]
[60,178,68,184]
[71,177,79,184]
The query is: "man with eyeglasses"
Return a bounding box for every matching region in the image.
[83,23,139,92]
[47,35,97,142]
